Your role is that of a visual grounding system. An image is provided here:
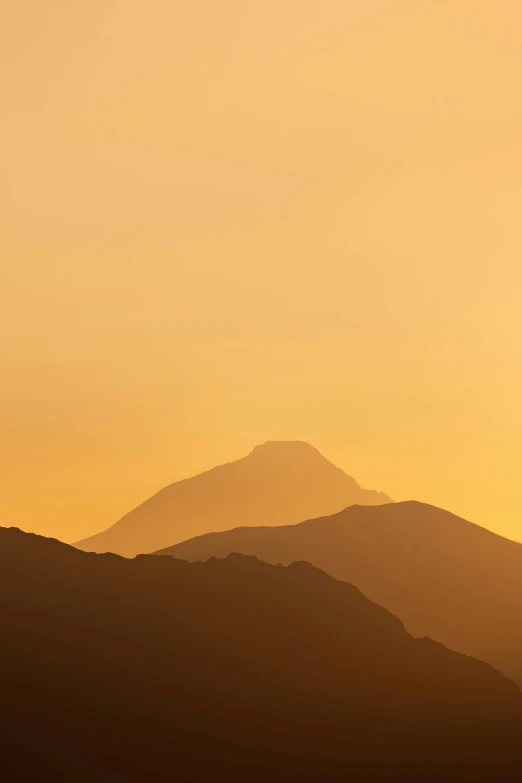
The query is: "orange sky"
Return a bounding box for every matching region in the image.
[1,1,522,543]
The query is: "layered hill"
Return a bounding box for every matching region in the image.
[158,500,522,687]
[1,525,522,781]
[75,441,391,557]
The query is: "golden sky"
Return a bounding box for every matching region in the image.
[2,1,522,543]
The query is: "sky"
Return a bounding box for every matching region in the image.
[1,1,522,543]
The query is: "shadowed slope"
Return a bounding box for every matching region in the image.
[75,441,390,557]
[2,525,522,781]
[158,500,522,686]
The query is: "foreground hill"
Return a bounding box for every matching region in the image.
[75,441,390,557]
[158,500,522,687]
[1,526,522,781]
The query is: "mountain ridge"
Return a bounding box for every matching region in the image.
[156,500,522,687]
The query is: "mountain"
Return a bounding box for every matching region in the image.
[74,441,391,557]
[1,526,521,781]
[157,500,522,687]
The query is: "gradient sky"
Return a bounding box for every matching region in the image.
[2,1,522,543]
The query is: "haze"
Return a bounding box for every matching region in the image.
[2,1,521,542]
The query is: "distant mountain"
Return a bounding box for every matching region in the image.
[158,500,522,687]
[75,441,391,557]
[1,526,521,781]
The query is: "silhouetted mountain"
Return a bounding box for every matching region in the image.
[157,500,522,688]
[1,526,522,781]
[75,441,391,557]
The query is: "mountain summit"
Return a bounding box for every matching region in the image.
[75,441,390,557]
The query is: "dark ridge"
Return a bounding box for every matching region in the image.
[1,525,522,781]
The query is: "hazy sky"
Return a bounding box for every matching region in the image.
[2,1,522,543]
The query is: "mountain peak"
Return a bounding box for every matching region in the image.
[75,442,391,557]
